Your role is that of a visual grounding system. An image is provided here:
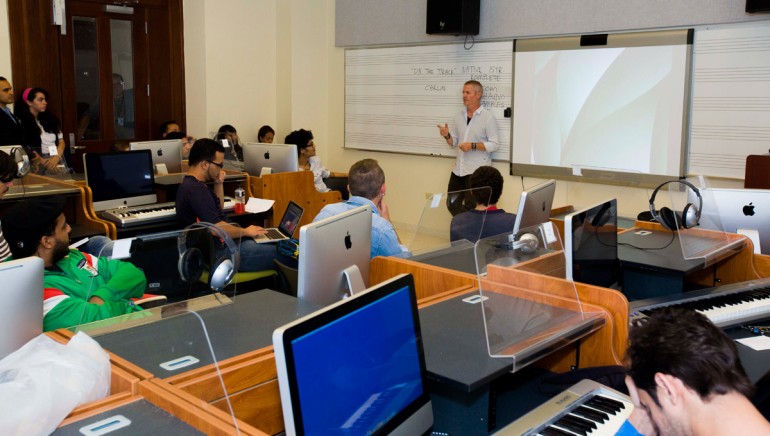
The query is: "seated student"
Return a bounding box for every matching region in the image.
[620,307,770,436]
[257,125,274,143]
[216,124,244,161]
[166,130,195,159]
[285,128,346,193]
[450,166,516,243]
[314,159,407,258]
[175,138,295,271]
[159,120,180,138]
[3,197,147,331]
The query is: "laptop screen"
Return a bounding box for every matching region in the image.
[279,201,304,237]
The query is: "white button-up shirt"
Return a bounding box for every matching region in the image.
[449,106,500,177]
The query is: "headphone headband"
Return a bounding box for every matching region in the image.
[648,179,703,229]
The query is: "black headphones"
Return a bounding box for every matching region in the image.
[648,180,702,231]
[177,222,239,291]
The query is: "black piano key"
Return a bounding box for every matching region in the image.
[572,405,609,423]
[561,414,597,430]
[554,418,588,435]
[592,395,625,412]
[540,426,574,436]
[585,397,619,414]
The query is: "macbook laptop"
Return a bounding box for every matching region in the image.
[254,200,304,243]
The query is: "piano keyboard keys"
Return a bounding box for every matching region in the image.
[494,379,633,436]
[631,278,770,329]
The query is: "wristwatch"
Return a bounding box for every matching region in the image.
[471,142,477,150]
[443,133,451,140]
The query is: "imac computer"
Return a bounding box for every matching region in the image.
[512,179,556,234]
[695,187,770,255]
[129,139,183,174]
[564,199,621,288]
[242,143,298,175]
[297,205,372,307]
[273,273,433,436]
[0,257,44,359]
[84,150,157,211]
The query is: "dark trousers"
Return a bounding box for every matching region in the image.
[446,172,476,216]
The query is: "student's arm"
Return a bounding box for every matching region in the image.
[88,254,147,302]
[42,287,140,332]
[215,221,267,239]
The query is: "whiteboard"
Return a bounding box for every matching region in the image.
[345,42,512,161]
[689,24,770,179]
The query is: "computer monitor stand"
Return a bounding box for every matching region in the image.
[260,167,272,176]
[737,228,761,254]
[343,265,366,297]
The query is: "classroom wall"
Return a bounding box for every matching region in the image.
[0,1,748,234]
[182,0,746,233]
[336,0,769,47]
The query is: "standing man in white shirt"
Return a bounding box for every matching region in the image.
[437,80,500,216]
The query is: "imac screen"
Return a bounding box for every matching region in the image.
[84,150,156,210]
[274,274,432,435]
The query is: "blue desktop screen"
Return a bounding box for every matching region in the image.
[290,285,423,435]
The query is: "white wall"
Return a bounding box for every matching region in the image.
[0,1,743,231]
[183,0,279,142]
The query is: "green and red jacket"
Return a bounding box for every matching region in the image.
[43,249,146,331]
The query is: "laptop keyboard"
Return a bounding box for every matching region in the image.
[265,228,285,239]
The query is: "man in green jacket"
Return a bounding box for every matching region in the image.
[3,197,146,331]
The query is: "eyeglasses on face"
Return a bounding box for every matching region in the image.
[206,160,224,168]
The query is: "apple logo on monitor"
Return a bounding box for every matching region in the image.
[156,149,163,157]
[743,202,755,217]
[264,151,270,160]
[344,231,352,249]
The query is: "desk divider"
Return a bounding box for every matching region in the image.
[55,380,245,435]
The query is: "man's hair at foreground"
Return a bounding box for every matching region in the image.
[626,307,754,405]
[348,159,384,200]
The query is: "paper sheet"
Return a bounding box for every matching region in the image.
[736,335,770,351]
[246,197,274,214]
[110,238,135,260]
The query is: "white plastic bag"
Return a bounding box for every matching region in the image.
[0,331,111,435]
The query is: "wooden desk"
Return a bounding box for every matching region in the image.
[0,174,114,239]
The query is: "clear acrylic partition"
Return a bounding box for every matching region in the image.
[80,307,241,434]
[70,223,243,336]
[405,187,492,257]
[475,222,605,372]
[219,136,245,172]
[668,176,740,265]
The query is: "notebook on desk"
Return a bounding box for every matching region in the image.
[253,201,304,243]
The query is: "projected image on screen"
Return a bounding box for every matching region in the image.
[511,31,691,181]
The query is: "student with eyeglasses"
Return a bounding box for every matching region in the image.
[175,139,296,272]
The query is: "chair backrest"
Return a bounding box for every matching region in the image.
[252,171,342,229]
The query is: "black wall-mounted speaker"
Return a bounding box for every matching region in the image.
[426,0,480,35]
[746,0,770,12]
